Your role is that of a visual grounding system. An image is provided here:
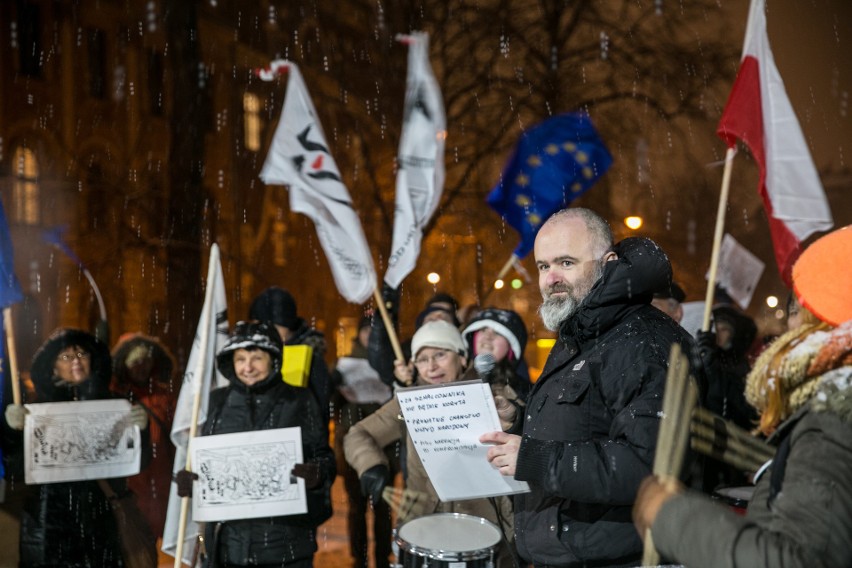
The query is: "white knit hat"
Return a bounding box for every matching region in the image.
[410,320,467,360]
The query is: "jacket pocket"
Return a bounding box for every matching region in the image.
[555,376,590,405]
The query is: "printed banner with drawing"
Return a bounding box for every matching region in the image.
[189,427,307,522]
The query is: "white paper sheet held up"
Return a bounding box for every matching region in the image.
[24,399,141,484]
[190,427,307,522]
[397,380,529,501]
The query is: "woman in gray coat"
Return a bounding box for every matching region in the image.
[633,318,852,568]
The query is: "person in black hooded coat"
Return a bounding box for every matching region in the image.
[197,321,335,568]
[482,208,695,567]
[3,328,151,567]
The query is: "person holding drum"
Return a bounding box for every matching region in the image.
[343,319,519,567]
[632,225,852,568]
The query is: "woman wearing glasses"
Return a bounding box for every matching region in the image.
[3,328,151,567]
[344,320,519,567]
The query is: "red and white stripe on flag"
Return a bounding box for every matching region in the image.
[716,0,832,286]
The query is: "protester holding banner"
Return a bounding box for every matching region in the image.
[176,321,335,568]
[634,231,852,568]
[4,328,151,567]
[482,208,694,567]
[344,320,519,567]
[249,286,333,425]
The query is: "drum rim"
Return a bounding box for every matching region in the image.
[396,512,502,560]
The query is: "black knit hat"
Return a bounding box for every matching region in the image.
[30,328,112,402]
[462,308,528,361]
[249,286,298,330]
[216,321,284,384]
[415,305,460,329]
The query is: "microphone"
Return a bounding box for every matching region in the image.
[473,352,496,383]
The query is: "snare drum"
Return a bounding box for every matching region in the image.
[711,485,755,515]
[396,513,502,567]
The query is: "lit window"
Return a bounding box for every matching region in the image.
[243,93,262,152]
[13,147,39,225]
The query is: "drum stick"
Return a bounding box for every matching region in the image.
[690,438,765,473]
[692,408,774,460]
[690,432,766,472]
[689,420,773,466]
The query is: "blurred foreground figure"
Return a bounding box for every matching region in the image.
[633,225,852,568]
[482,207,694,567]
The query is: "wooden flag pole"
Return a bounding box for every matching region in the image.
[3,307,21,406]
[702,147,737,332]
[372,286,406,372]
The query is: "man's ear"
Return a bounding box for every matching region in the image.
[603,251,618,262]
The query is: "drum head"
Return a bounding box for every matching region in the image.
[397,513,502,553]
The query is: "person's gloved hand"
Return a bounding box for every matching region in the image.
[291,462,322,489]
[129,404,149,430]
[393,359,413,386]
[494,395,518,431]
[4,404,27,431]
[174,469,198,498]
[692,330,718,369]
[360,464,390,506]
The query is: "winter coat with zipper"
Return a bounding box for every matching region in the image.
[202,349,335,567]
[513,237,695,567]
[16,328,151,568]
[650,365,852,568]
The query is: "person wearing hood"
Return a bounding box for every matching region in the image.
[111,332,177,539]
[461,307,532,402]
[3,328,151,567]
[481,207,695,567]
[344,320,519,567]
[633,224,852,568]
[175,321,335,568]
[248,286,333,426]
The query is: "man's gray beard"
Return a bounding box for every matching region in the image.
[539,294,578,332]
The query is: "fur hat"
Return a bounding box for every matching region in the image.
[248,286,298,330]
[30,328,112,402]
[793,225,852,326]
[462,308,528,360]
[410,320,467,360]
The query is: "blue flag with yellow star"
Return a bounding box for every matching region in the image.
[487,113,612,258]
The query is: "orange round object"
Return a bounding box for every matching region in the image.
[792,225,852,326]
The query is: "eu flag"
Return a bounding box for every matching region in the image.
[487,113,612,258]
[0,200,23,309]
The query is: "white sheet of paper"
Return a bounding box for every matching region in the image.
[190,427,307,522]
[708,233,765,310]
[336,357,392,404]
[397,380,530,502]
[24,399,141,484]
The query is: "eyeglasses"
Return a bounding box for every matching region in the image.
[58,351,90,362]
[414,350,451,367]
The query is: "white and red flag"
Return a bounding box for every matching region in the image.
[259,61,376,304]
[384,32,446,289]
[717,0,832,285]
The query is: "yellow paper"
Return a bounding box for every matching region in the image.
[281,344,312,388]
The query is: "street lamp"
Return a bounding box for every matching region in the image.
[427,272,440,284]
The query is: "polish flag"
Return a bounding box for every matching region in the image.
[717,0,832,286]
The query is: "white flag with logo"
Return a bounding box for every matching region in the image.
[259,61,376,304]
[384,32,446,289]
[162,244,229,564]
